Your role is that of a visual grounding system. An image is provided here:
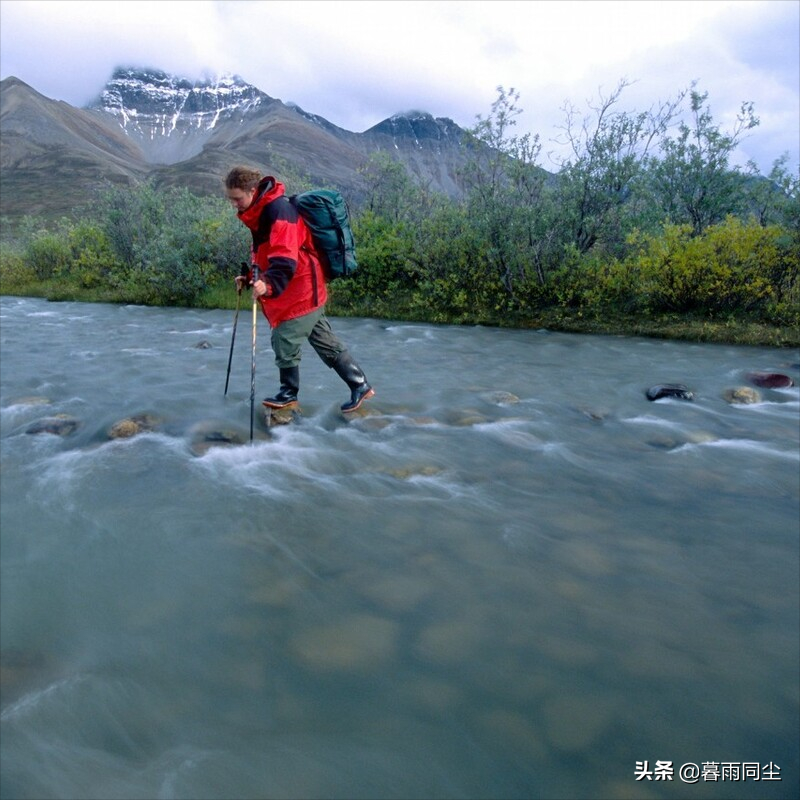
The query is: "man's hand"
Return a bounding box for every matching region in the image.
[252,279,269,299]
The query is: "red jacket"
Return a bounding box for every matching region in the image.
[238,177,327,328]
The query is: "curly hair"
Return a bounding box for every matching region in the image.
[224,166,263,191]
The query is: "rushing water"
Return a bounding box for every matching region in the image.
[0,295,798,800]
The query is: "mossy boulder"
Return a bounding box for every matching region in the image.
[108,413,161,439]
[723,387,761,404]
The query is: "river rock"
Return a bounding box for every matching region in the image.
[288,613,398,671]
[247,574,310,608]
[263,406,301,426]
[414,617,484,665]
[479,709,548,761]
[0,649,55,704]
[645,384,694,401]
[686,431,719,444]
[339,404,381,421]
[723,386,761,404]
[357,572,435,612]
[194,340,213,349]
[10,396,50,407]
[346,409,394,430]
[0,648,47,674]
[402,675,463,714]
[480,391,520,405]
[25,414,80,436]
[575,406,608,421]
[189,422,249,455]
[384,465,443,480]
[444,409,489,426]
[620,638,700,682]
[108,413,161,439]
[541,692,615,752]
[745,371,794,389]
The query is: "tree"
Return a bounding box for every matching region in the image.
[462,86,556,296]
[357,153,417,222]
[552,78,684,255]
[744,153,800,230]
[647,86,759,234]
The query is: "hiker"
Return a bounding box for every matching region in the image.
[224,166,374,413]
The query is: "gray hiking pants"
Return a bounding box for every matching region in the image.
[270,307,347,369]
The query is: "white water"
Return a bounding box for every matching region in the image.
[1,296,798,799]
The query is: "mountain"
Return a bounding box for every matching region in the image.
[88,67,270,165]
[1,68,480,222]
[0,76,149,219]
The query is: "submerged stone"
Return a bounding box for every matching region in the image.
[9,396,50,407]
[402,675,463,714]
[384,465,443,480]
[189,422,249,455]
[0,649,54,704]
[480,391,520,405]
[357,572,435,612]
[25,414,80,436]
[288,613,398,671]
[541,692,614,752]
[576,406,608,421]
[479,709,548,761]
[444,409,489,426]
[414,617,484,665]
[340,405,392,430]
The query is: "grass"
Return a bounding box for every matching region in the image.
[511,310,800,348]
[1,279,797,349]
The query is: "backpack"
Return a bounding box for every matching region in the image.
[288,189,358,280]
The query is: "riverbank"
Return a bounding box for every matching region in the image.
[1,285,797,348]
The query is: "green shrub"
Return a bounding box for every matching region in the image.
[66,221,123,288]
[625,217,794,316]
[349,211,419,299]
[0,246,37,291]
[23,231,71,280]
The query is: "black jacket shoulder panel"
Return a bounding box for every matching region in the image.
[253,196,297,248]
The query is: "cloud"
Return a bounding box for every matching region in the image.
[503,0,800,171]
[1,0,796,173]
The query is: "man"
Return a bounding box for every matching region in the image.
[225,166,374,413]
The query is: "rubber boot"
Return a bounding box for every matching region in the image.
[332,353,375,413]
[263,366,300,409]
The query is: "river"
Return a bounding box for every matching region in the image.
[1,296,798,799]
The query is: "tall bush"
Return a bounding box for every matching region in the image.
[626,217,794,318]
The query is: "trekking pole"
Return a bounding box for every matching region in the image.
[250,266,259,442]
[223,282,243,396]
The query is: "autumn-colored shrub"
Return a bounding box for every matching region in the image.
[624,217,797,318]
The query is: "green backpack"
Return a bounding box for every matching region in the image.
[289,189,358,280]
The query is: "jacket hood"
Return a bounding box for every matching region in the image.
[238,176,286,230]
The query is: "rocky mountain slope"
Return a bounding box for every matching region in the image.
[0,76,150,219]
[1,68,481,222]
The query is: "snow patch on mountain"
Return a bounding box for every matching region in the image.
[87,67,268,163]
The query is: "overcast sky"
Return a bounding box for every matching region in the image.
[1,0,798,174]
